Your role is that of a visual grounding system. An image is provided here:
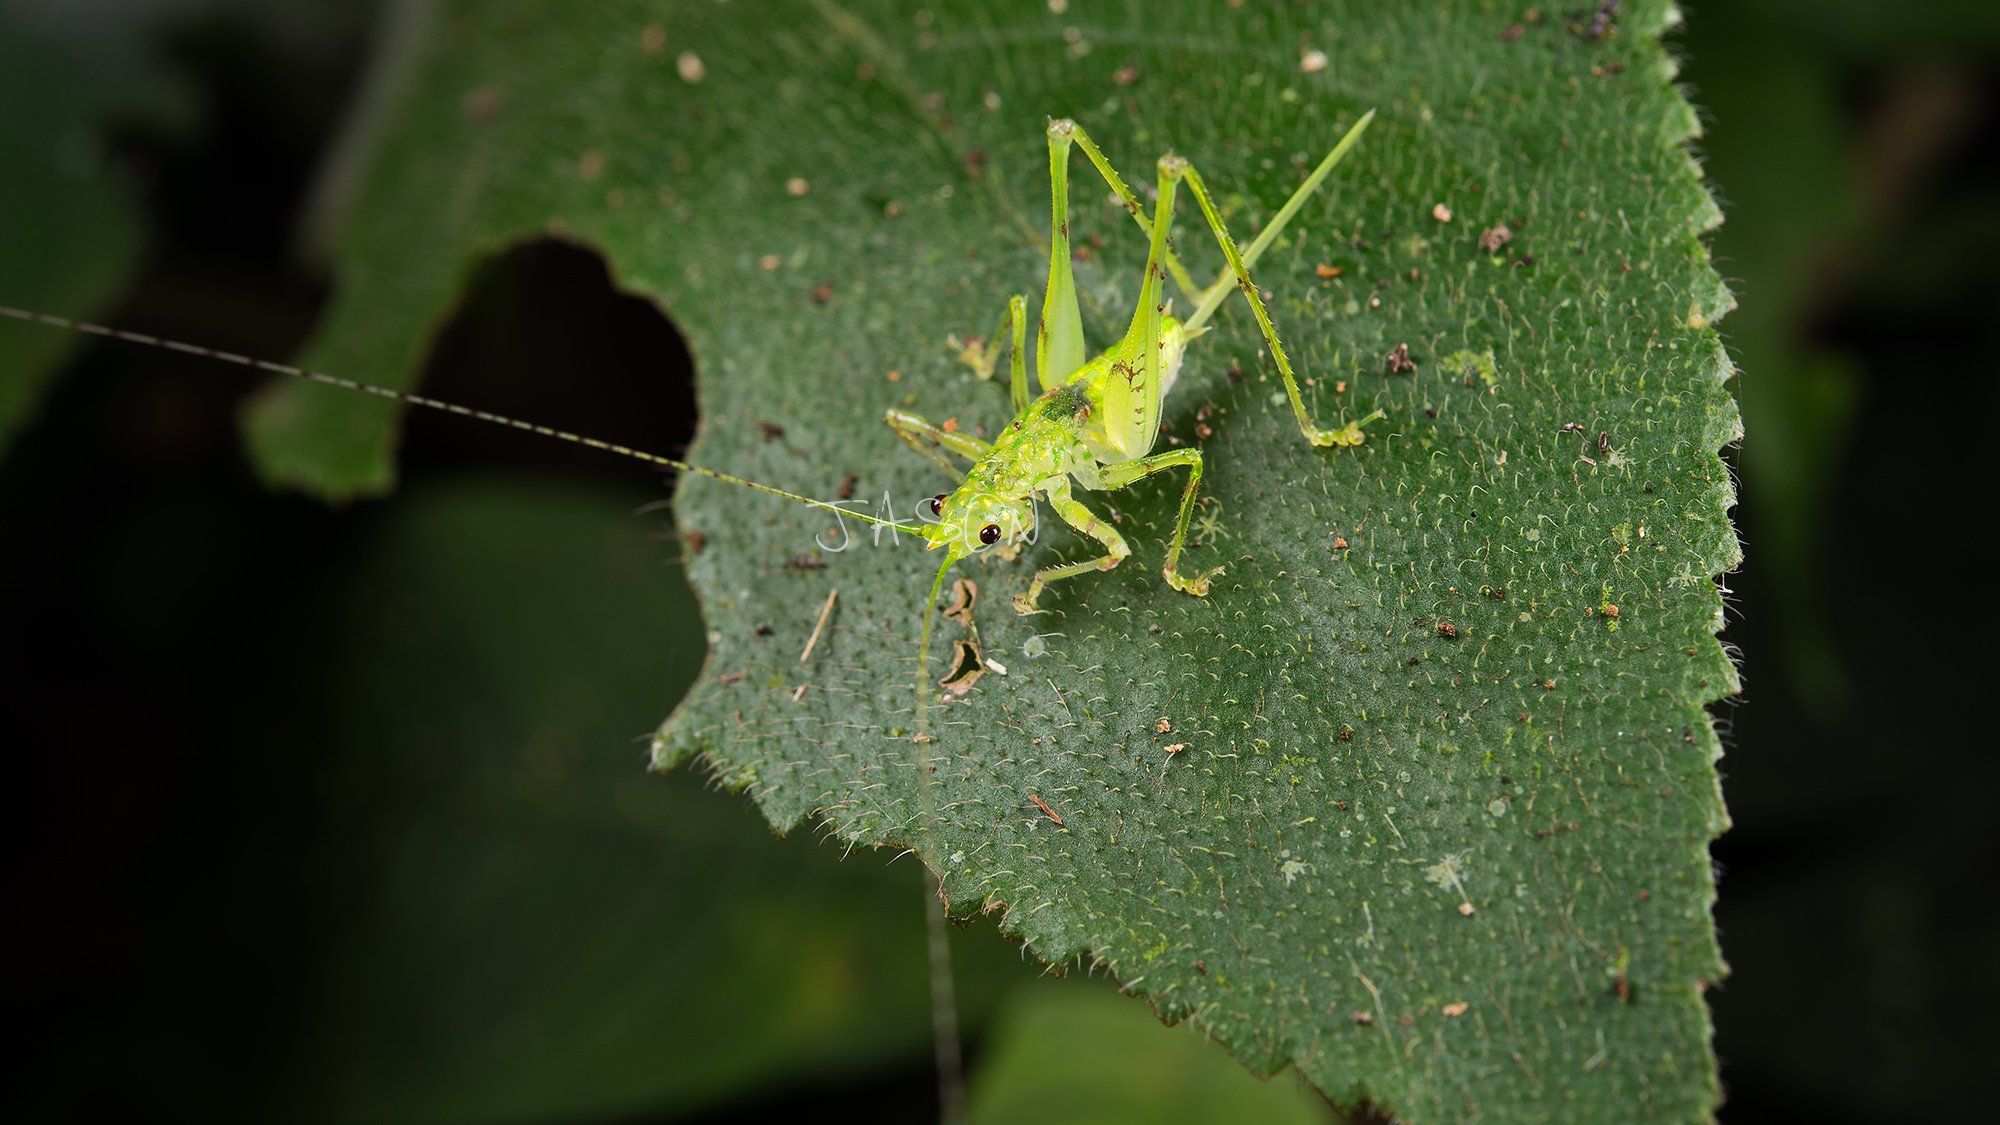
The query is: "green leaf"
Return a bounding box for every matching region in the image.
[0,17,143,453]
[264,1,1740,1119]
[1681,0,1861,714]
[285,476,1035,1121]
[969,978,1337,1125]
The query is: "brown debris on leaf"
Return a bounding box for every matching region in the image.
[1385,343,1416,373]
[1029,793,1063,825]
[939,639,985,696]
[944,578,978,627]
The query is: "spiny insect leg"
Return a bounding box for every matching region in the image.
[1010,478,1132,614]
[885,408,990,475]
[1092,154,1183,458]
[1063,122,1202,301]
[1182,110,1376,332]
[1039,120,1086,394]
[1093,447,1222,597]
[1178,161,1382,449]
[950,294,1027,396]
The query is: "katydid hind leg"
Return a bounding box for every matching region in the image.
[1064,121,1202,301]
[1038,120,1085,393]
[1182,110,1376,334]
[1087,154,1183,462]
[1178,162,1383,450]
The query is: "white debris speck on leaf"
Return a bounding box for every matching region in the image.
[1300,49,1328,73]
[676,51,705,83]
[1432,202,1453,222]
[785,177,809,196]
[1281,858,1308,886]
[1424,853,1469,891]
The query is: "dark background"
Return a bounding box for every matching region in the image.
[1,1,1994,1121]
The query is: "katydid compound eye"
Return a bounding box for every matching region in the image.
[929,494,947,517]
[979,524,1002,545]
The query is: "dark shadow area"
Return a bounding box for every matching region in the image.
[667,1054,961,1125]
[402,240,697,488]
[0,10,956,1121]
[0,12,367,1118]
[1676,16,2000,1123]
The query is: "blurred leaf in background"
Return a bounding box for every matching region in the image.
[1687,0,1998,715]
[0,5,147,449]
[3,8,1059,1106]
[968,978,1338,1125]
[275,474,1037,1122]
[1677,2,2000,1122]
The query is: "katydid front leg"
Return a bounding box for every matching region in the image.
[885,408,992,475]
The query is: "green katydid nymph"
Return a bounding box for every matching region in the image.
[889,112,1382,730]
[0,110,1382,737]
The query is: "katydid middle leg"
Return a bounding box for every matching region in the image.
[1011,447,1219,613]
[1091,446,1219,597]
[1010,477,1132,614]
[949,294,1032,415]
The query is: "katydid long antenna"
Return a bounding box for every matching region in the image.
[0,304,899,528]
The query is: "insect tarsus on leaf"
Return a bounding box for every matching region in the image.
[0,110,1385,740]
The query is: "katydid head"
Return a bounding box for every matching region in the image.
[922,486,1034,561]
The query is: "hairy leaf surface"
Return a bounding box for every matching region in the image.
[263,1,1741,1119]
